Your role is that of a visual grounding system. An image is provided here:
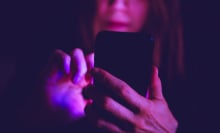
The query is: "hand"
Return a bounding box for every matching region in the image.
[85,67,178,133]
[41,48,94,121]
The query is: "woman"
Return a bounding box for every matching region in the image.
[39,0,184,132]
[2,0,185,132]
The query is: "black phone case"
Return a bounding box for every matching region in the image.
[94,31,154,96]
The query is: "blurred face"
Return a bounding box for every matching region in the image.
[93,0,149,35]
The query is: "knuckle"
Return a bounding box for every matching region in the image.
[118,83,129,96]
[101,97,111,110]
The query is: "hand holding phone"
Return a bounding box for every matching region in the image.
[86,32,177,133]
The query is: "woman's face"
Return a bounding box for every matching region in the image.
[93,0,149,35]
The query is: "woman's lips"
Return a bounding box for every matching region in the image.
[105,21,129,31]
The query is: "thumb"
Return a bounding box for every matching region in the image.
[147,66,164,100]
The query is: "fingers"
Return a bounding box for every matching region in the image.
[85,86,135,124]
[70,48,87,84]
[43,48,92,86]
[85,52,94,82]
[96,119,124,133]
[85,104,124,133]
[91,67,148,112]
[147,66,164,100]
[44,49,71,79]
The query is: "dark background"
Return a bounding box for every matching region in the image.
[1,0,219,132]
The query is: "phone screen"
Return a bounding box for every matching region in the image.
[94,31,154,96]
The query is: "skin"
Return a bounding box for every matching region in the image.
[93,0,149,34]
[43,49,94,121]
[42,0,178,132]
[85,67,177,133]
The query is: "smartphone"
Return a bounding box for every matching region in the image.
[94,31,154,96]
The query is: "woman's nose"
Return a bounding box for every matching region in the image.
[109,0,128,10]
